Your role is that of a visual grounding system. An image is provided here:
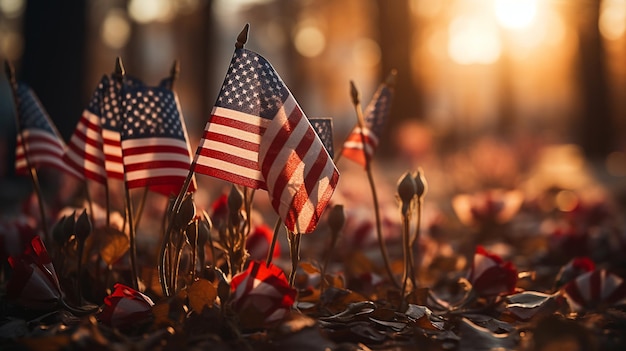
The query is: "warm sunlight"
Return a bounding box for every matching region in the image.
[494,0,538,29]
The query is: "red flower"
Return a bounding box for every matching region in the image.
[467,246,518,297]
[230,261,296,328]
[562,269,626,312]
[98,283,154,329]
[7,236,63,309]
[246,224,281,261]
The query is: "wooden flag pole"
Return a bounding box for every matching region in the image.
[157,23,250,296]
[114,57,140,290]
[5,61,49,239]
[349,80,399,289]
[333,71,396,166]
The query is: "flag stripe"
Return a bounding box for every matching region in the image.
[194,107,270,189]
[341,81,392,167]
[119,85,196,195]
[198,48,339,232]
[64,75,128,183]
[260,95,338,232]
[13,84,81,179]
[194,163,265,189]
[196,148,259,170]
[63,150,107,183]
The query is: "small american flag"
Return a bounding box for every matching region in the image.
[65,75,143,183]
[14,83,81,178]
[309,118,334,159]
[341,79,394,167]
[120,84,196,196]
[195,48,339,233]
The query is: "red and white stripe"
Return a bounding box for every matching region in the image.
[64,110,123,183]
[122,137,194,195]
[194,106,270,189]
[341,126,378,167]
[259,96,339,234]
[563,269,626,312]
[16,130,81,179]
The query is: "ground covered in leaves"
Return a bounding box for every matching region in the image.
[2,145,626,351]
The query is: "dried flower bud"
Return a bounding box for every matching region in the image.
[75,209,92,242]
[186,220,199,245]
[397,171,417,213]
[327,205,345,233]
[414,168,428,198]
[63,211,76,238]
[197,216,211,248]
[174,194,196,230]
[52,215,68,247]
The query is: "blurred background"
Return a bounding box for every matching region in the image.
[1,0,625,211]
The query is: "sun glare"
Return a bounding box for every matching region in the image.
[494,0,538,30]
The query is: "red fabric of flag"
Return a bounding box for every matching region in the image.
[341,78,394,167]
[64,75,143,184]
[14,83,81,179]
[119,80,196,196]
[195,48,338,233]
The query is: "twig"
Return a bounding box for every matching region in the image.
[5,61,49,238]
[349,81,399,289]
[266,218,282,267]
[114,57,139,290]
[288,230,301,287]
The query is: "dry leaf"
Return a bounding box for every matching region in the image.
[187,278,217,313]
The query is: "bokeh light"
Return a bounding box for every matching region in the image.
[448,14,501,65]
[128,0,174,24]
[294,25,326,58]
[0,29,23,60]
[101,9,131,49]
[494,0,538,30]
[556,190,578,212]
[351,38,381,68]
[0,0,24,18]
[599,0,626,40]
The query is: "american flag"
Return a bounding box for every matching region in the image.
[64,75,143,183]
[14,83,81,178]
[120,84,196,196]
[309,118,334,159]
[195,48,339,233]
[341,79,394,167]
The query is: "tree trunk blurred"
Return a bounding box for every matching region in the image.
[575,0,614,160]
[375,0,422,154]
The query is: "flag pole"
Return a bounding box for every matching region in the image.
[334,70,396,166]
[349,80,399,288]
[157,23,250,296]
[5,61,49,239]
[114,57,140,290]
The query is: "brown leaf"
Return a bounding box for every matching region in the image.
[94,227,129,266]
[152,291,187,328]
[187,278,217,313]
[321,287,369,315]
